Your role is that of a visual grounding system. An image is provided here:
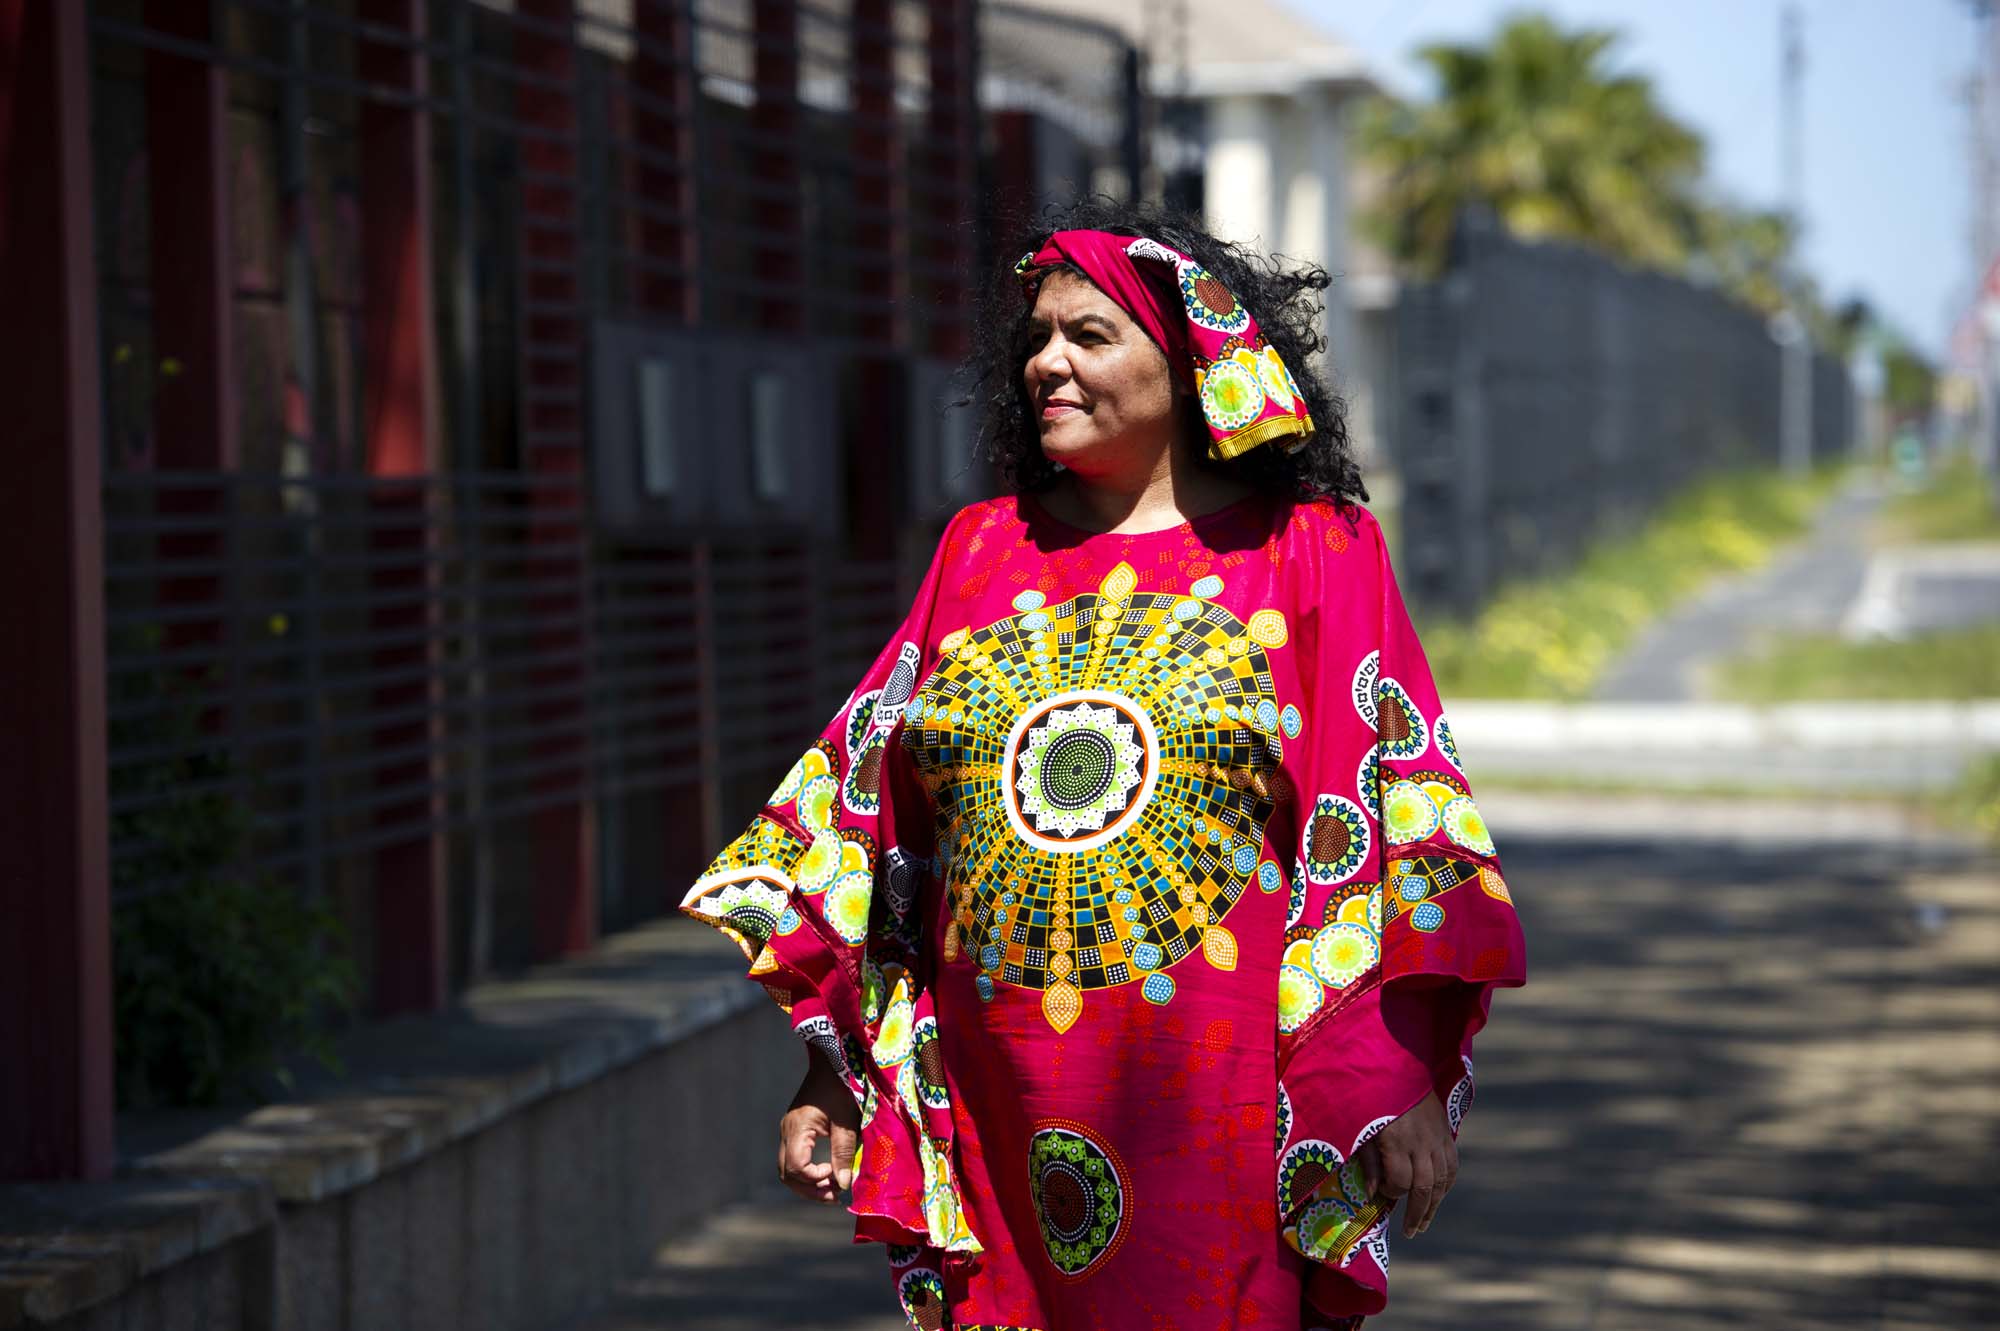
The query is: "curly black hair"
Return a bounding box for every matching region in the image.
[953,195,1366,507]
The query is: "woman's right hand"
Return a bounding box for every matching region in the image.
[778,1043,862,1204]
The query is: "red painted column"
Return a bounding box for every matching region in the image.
[633,0,698,325]
[0,0,116,1181]
[846,0,907,558]
[358,0,449,1014]
[144,0,238,471]
[516,0,598,959]
[925,0,973,359]
[991,110,1038,253]
[140,0,235,830]
[752,0,803,333]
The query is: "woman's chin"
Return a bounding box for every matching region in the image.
[1037,427,1099,463]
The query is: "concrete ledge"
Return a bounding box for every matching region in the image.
[1,918,794,1330]
[0,1179,270,1327]
[123,919,766,1205]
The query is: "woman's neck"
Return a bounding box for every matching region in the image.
[1040,467,1258,536]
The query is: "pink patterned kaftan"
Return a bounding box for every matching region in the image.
[680,490,1528,1330]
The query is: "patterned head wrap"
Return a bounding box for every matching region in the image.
[1015,229,1315,462]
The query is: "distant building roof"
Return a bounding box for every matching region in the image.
[988,0,1381,100]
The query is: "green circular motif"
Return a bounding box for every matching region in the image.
[1277,963,1323,1033]
[1200,360,1266,431]
[1309,921,1380,989]
[1029,1124,1128,1277]
[1381,780,1440,845]
[824,870,873,944]
[1294,1195,1359,1260]
[1442,796,1494,855]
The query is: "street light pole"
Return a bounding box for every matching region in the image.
[1778,0,1813,475]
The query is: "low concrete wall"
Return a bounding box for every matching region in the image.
[3,920,799,1331]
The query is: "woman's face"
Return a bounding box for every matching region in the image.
[1021,271,1180,474]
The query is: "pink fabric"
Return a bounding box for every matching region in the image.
[681,492,1527,1329]
[1016,230,1317,461]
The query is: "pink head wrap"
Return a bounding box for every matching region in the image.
[1015,229,1316,461]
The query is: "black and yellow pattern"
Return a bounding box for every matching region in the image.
[903,561,1294,1033]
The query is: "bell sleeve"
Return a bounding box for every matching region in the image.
[678,506,982,1255]
[1272,505,1528,1322]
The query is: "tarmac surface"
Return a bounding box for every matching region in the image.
[560,792,2000,1331]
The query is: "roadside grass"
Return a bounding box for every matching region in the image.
[1874,457,2000,545]
[1717,624,2000,702]
[1956,754,2000,844]
[1418,463,1845,700]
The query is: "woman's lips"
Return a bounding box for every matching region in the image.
[1041,402,1082,418]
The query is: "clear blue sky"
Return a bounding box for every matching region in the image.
[1311,0,1977,360]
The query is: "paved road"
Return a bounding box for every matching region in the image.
[1843,544,2000,640]
[562,793,2000,1330]
[1594,481,1883,702]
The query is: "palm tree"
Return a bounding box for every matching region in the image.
[1359,13,1707,276]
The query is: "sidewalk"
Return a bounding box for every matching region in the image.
[557,792,2000,1330]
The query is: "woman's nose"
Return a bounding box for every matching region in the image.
[1028,335,1072,385]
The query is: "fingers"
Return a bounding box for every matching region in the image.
[1416,1142,1459,1236]
[830,1119,860,1192]
[778,1107,839,1203]
[1401,1149,1434,1239]
[1376,1139,1414,1202]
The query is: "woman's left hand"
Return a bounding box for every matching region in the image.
[1356,1088,1457,1239]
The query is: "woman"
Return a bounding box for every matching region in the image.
[680,198,1527,1330]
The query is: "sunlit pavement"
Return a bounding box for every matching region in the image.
[562,792,2000,1331]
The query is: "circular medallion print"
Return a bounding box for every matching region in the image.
[1310,921,1380,989]
[1004,692,1157,851]
[1278,1139,1342,1213]
[897,1268,948,1331]
[1303,794,1370,885]
[1029,1122,1129,1278]
[1375,678,1429,760]
[1434,715,1463,772]
[1277,963,1323,1033]
[1442,795,1494,855]
[1382,779,1441,845]
[1179,264,1251,334]
[912,1016,949,1108]
[906,565,1284,1031]
[1259,347,1295,410]
[1200,359,1266,432]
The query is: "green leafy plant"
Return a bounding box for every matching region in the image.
[109,625,359,1108]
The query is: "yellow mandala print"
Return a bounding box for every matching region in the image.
[905,562,1292,1033]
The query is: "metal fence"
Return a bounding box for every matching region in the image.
[88,0,977,481]
[83,0,984,1011]
[1394,212,1855,616]
[103,471,911,999]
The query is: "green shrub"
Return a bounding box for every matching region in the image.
[109,629,359,1108]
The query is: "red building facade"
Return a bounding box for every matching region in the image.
[4,0,1003,1181]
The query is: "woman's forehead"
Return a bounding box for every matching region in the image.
[1028,271,1129,327]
